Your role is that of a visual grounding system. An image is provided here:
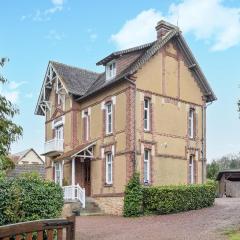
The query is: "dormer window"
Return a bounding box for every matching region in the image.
[106,62,116,81]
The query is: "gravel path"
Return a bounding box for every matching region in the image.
[75,198,240,240]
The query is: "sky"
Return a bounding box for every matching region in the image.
[0,0,240,161]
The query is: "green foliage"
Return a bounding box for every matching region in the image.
[0,58,23,174]
[207,160,220,180]
[143,182,216,215]
[0,173,64,225]
[123,173,143,217]
[207,153,240,180]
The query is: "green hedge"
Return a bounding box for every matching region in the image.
[123,173,143,217]
[0,173,64,225]
[143,182,216,215]
[123,174,216,217]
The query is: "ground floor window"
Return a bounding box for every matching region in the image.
[144,149,150,184]
[55,162,62,186]
[189,155,194,184]
[106,153,113,184]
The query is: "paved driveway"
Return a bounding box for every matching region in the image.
[75,198,240,240]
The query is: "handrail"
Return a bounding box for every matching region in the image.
[0,216,75,240]
[63,185,85,208]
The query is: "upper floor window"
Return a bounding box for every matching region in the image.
[105,102,113,134]
[144,149,150,184]
[106,152,113,184]
[83,110,89,141]
[188,108,195,138]
[144,98,150,131]
[106,62,116,81]
[55,125,64,140]
[189,155,194,184]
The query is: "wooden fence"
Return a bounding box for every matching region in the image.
[0,216,75,240]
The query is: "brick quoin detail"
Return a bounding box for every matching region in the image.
[125,86,135,182]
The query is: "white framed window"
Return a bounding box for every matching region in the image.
[144,149,150,184]
[55,125,64,140]
[84,111,89,141]
[106,62,116,80]
[144,98,150,131]
[188,108,195,138]
[55,162,62,186]
[189,155,194,184]
[105,102,113,134]
[106,152,113,184]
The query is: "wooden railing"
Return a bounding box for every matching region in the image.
[0,216,75,240]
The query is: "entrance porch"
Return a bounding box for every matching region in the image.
[60,141,96,208]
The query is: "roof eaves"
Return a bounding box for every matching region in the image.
[176,34,217,102]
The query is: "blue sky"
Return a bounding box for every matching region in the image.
[0,0,240,161]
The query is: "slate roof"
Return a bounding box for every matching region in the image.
[96,41,155,66]
[36,20,216,115]
[50,61,100,96]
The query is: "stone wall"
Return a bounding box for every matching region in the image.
[94,196,124,215]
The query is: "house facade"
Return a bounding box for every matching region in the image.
[35,20,216,215]
[10,148,44,165]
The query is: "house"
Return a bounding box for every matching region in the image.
[8,148,45,179]
[35,20,216,215]
[217,170,240,197]
[10,148,44,165]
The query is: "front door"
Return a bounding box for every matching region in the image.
[83,159,91,196]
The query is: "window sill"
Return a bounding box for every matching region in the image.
[144,130,151,133]
[104,183,113,187]
[105,133,113,137]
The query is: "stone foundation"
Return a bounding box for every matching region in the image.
[94,197,124,215]
[62,202,81,218]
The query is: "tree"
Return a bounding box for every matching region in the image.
[0,58,22,174]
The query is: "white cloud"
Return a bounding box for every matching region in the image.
[111,9,162,49]
[21,0,65,22]
[87,28,98,42]
[25,92,33,99]
[111,0,240,51]
[51,0,64,5]
[45,29,65,41]
[9,81,27,90]
[3,91,19,104]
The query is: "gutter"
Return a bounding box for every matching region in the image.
[202,100,213,183]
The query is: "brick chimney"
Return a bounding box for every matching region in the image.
[155,20,177,40]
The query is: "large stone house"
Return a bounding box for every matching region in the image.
[35,20,216,215]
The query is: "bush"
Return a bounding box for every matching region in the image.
[143,182,216,215]
[0,173,64,225]
[123,173,143,217]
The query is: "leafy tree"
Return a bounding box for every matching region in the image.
[0,58,22,174]
[207,153,240,180]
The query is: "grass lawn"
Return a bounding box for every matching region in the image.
[225,229,240,240]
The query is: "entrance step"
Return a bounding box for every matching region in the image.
[62,197,104,217]
[80,197,104,216]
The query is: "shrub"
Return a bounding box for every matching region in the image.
[123,173,143,217]
[0,173,64,225]
[143,182,216,215]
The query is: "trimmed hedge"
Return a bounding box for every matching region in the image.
[0,173,64,225]
[143,182,216,215]
[123,174,216,217]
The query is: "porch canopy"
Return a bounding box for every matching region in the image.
[55,141,96,161]
[55,141,96,186]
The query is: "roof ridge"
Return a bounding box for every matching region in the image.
[50,61,100,75]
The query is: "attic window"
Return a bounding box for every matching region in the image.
[106,62,116,81]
